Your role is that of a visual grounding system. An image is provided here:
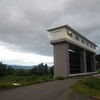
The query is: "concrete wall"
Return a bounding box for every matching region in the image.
[53,42,69,78]
[49,28,96,53]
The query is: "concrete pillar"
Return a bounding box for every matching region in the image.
[91,54,96,72]
[80,50,87,73]
[53,42,70,78]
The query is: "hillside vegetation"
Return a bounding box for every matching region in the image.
[0,62,54,90]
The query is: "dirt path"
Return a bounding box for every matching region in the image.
[0,78,80,100]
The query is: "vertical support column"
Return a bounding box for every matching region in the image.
[53,42,69,78]
[91,54,96,72]
[80,50,87,73]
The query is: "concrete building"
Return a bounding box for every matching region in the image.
[47,25,97,78]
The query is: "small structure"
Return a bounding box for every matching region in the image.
[47,25,97,78]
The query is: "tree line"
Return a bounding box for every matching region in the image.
[0,62,54,77]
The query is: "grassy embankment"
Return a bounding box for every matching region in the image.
[72,76,100,98]
[0,75,53,90]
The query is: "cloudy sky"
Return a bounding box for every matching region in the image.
[0,0,100,66]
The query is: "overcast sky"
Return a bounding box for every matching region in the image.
[0,0,100,66]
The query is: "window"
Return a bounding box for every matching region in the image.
[67,31,73,37]
[93,46,96,49]
[75,35,79,41]
[86,42,89,46]
[90,44,92,48]
[81,39,85,44]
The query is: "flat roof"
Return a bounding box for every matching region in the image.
[47,24,97,46]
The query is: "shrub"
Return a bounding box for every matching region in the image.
[0,64,7,77]
[55,76,65,80]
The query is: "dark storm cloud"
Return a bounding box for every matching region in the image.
[0,0,100,56]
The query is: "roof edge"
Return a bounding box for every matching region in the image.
[47,24,97,46]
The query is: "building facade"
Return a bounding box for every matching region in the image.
[47,25,97,78]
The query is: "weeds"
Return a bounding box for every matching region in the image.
[0,75,53,90]
[72,77,100,98]
[55,76,66,80]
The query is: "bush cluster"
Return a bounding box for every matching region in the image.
[0,62,54,77]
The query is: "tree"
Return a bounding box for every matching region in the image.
[6,67,15,75]
[0,62,7,77]
[29,63,49,76]
[29,67,38,75]
[49,66,54,75]
[44,64,48,75]
[37,63,44,75]
[15,69,29,76]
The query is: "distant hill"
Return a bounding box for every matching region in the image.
[7,65,35,69]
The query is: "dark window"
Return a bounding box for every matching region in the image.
[81,39,85,44]
[90,44,92,48]
[93,46,96,49]
[75,35,79,41]
[67,31,73,37]
[86,42,89,46]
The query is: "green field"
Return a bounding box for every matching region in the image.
[0,75,53,90]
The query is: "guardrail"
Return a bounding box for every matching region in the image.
[69,72,97,77]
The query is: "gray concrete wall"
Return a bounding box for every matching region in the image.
[53,42,70,78]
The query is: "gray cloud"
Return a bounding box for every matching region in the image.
[0,0,100,56]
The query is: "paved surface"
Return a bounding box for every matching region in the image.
[0,78,79,100]
[70,92,100,100]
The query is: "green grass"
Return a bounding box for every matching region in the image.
[55,76,67,80]
[97,69,100,73]
[0,75,53,90]
[72,77,100,98]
